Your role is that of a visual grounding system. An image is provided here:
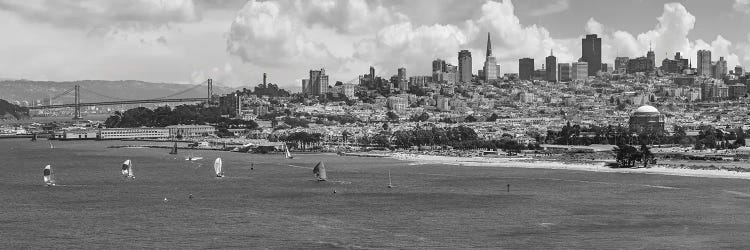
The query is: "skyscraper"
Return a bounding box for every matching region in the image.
[483,33,497,81]
[572,62,588,81]
[545,50,557,82]
[458,50,472,83]
[697,50,711,77]
[519,58,534,80]
[714,56,727,79]
[581,34,602,76]
[646,45,655,71]
[309,68,329,96]
[558,63,571,82]
[397,67,407,80]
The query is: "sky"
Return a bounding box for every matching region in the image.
[2,0,750,91]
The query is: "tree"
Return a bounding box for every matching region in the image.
[410,112,430,122]
[386,111,399,121]
[640,144,654,168]
[612,144,641,168]
[465,115,477,122]
[487,113,499,122]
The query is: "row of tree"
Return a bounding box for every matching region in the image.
[612,144,655,168]
[104,105,258,130]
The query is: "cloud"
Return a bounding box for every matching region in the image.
[734,0,750,14]
[585,18,604,35]
[528,0,569,17]
[226,0,336,67]
[0,0,200,29]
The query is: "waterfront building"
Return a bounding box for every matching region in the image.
[166,125,217,138]
[581,34,602,76]
[99,128,170,140]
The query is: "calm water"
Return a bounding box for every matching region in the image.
[2,139,750,248]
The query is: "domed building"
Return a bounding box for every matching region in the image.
[629,105,664,134]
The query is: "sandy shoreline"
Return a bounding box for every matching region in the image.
[389,153,750,180]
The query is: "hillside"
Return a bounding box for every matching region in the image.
[0,80,234,104]
[0,99,29,120]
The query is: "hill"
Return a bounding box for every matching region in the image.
[0,80,234,104]
[0,99,29,120]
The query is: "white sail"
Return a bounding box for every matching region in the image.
[214,157,223,177]
[49,141,54,149]
[313,161,327,181]
[122,159,134,179]
[388,170,392,188]
[285,146,293,159]
[43,165,54,186]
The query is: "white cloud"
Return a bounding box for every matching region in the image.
[529,0,569,17]
[734,0,750,14]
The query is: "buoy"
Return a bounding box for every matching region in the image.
[164,197,168,202]
[333,189,337,194]
[188,194,193,199]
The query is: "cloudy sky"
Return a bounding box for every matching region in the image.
[2,0,750,90]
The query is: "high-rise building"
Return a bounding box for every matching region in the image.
[484,33,497,81]
[627,57,654,73]
[308,68,329,96]
[545,50,557,82]
[398,67,407,80]
[572,62,588,81]
[519,58,534,80]
[697,50,712,77]
[558,63,571,82]
[458,50,472,83]
[713,57,727,79]
[615,57,629,74]
[646,46,656,71]
[301,79,309,94]
[735,66,744,76]
[581,34,602,76]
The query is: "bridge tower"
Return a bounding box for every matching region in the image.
[73,85,81,120]
[207,78,213,106]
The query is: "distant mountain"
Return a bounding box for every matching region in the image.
[0,99,29,120]
[0,80,234,104]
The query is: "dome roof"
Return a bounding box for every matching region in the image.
[635,105,659,114]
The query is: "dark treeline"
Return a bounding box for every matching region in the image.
[237,83,290,97]
[0,99,29,120]
[388,126,540,151]
[612,144,655,168]
[104,105,258,130]
[545,122,746,149]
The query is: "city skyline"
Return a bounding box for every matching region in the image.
[2,0,750,90]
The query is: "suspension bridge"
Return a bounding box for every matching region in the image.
[27,79,217,120]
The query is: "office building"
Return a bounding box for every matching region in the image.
[615,57,629,74]
[627,57,654,73]
[519,58,534,81]
[458,50,472,83]
[697,50,711,77]
[713,57,727,79]
[484,33,498,81]
[558,63,571,82]
[572,62,588,81]
[581,34,602,76]
[545,50,557,82]
[308,68,329,96]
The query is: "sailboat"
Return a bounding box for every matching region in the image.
[43,165,55,186]
[49,141,54,149]
[169,142,178,155]
[285,145,294,159]
[387,170,393,188]
[31,133,37,141]
[214,157,224,177]
[186,154,203,161]
[313,161,327,181]
[121,159,135,179]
